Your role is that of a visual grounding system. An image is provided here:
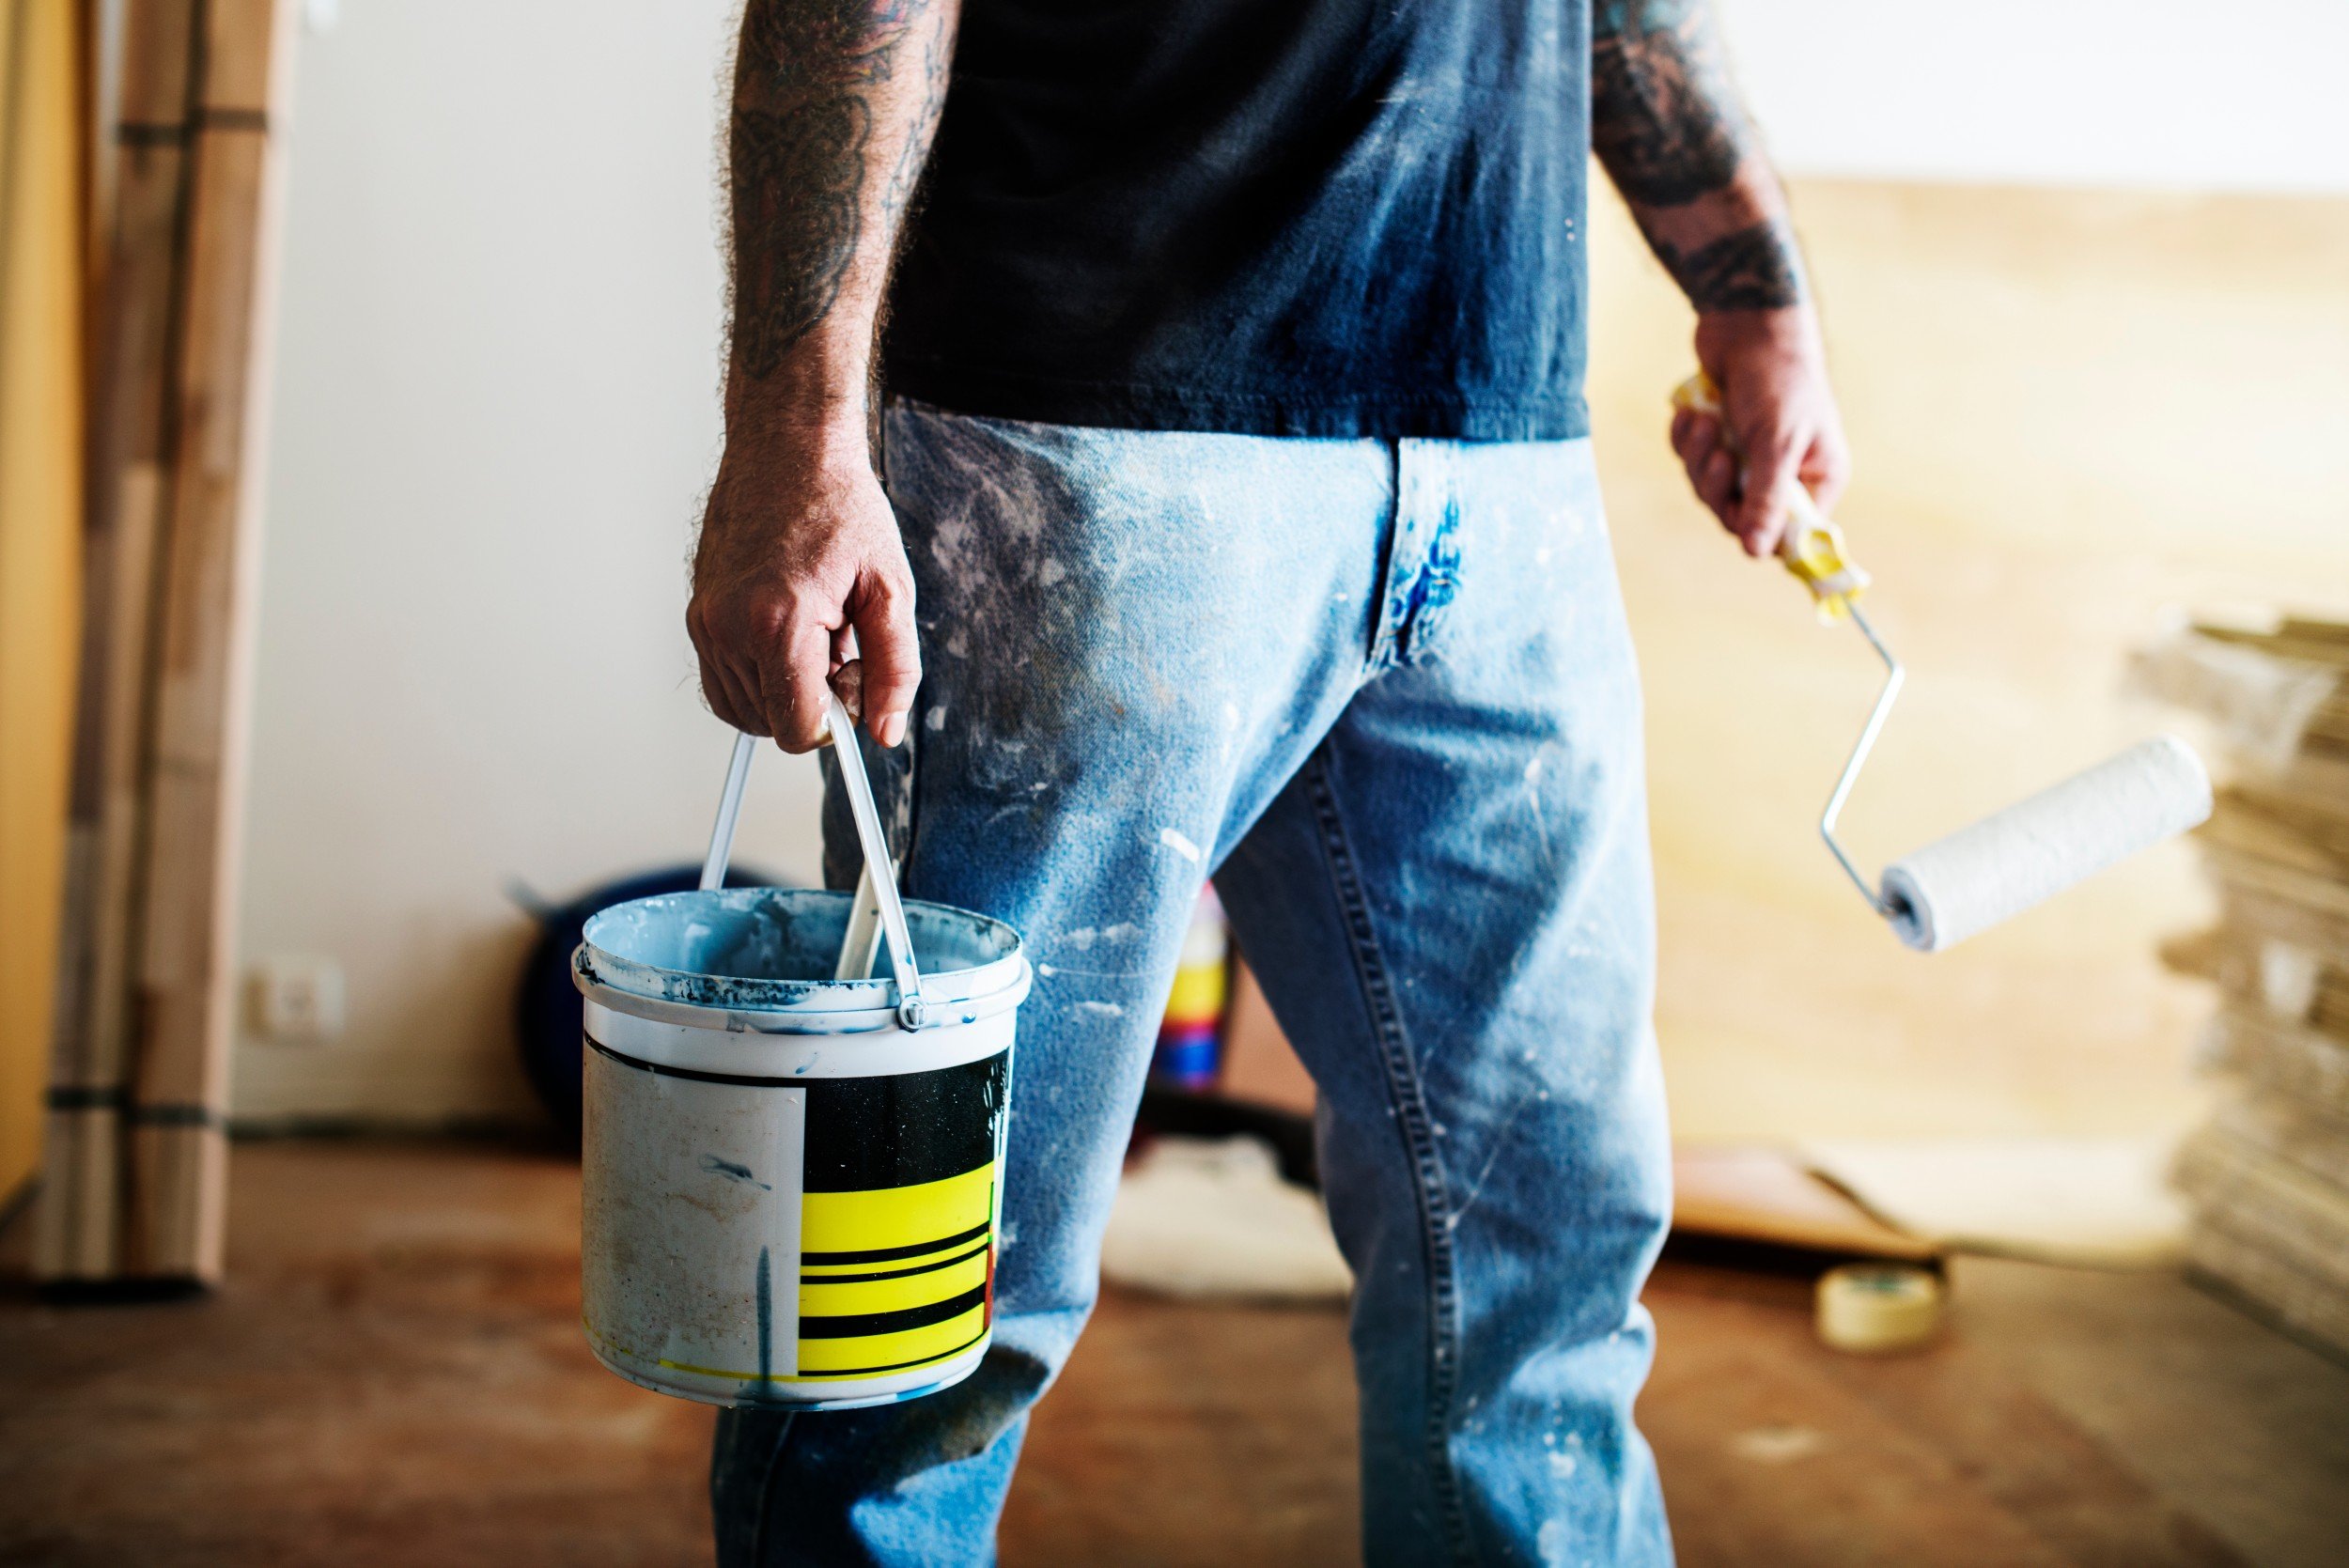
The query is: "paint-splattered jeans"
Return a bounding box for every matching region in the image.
[711,402,1675,1567]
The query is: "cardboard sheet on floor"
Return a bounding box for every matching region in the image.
[1798,1136,2187,1267]
[1102,1136,1352,1302]
[1672,1145,1939,1263]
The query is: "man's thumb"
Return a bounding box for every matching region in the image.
[849,584,922,749]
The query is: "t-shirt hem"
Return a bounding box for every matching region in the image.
[881,359,1590,443]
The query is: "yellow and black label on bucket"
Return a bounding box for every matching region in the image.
[797,1051,1009,1379]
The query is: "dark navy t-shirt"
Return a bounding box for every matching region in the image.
[881,0,1591,441]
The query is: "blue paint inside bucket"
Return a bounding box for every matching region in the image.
[580,887,1022,1012]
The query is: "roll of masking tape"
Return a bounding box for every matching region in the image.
[1815,1264,1942,1353]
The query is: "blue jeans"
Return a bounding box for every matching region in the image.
[711,404,1674,1566]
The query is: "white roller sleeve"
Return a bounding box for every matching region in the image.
[1880,735,2212,953]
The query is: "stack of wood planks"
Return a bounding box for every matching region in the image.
[2137,613,2349,1355]
[35,0,292,1291]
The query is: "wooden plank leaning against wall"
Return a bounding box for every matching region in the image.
[36,0,188,1284]
[125,0,294,1280]
[36,0,293,1288]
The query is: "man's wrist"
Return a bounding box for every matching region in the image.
[1694,299,1817,333]
[1694,300,1824,363]
[725,368,870,454]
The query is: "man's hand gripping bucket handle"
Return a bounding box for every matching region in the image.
[698,701,931,1030]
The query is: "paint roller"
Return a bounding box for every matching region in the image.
[1672,373,2212,953]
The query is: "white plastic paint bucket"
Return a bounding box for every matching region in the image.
[574,712,1030,1411]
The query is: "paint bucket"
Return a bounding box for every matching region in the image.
[573,734,1029,1411]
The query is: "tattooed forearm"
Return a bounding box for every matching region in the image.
[1652,222,1804,313]
[879,19,951,224]
[1591,0,1805,312]
[1591,1,1745,206]
[732,99,871,378]
[727,0,947,383]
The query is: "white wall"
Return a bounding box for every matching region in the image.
[1720,0,2349,194]
[236,0,828,1121]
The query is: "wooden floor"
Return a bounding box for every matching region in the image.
[2,1140,2344,1566]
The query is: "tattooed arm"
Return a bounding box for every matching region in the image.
[692,0,959,752]
[1592,0,1848,557]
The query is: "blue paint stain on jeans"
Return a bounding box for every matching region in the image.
[1389,497,1463,665]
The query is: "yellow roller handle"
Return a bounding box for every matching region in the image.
[1671,372,1869,622]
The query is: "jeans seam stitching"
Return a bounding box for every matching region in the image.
[1301,748,1476,1566]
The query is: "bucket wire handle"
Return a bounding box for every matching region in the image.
[833,862,890,982]
[695,705,930,1030]
[699,733,757,893]
[821,694,928,1028]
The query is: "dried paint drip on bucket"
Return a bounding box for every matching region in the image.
[574,885,1031,1411]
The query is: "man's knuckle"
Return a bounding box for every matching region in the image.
[754,594,801,635]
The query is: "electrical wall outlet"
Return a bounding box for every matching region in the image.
[246,955,346,1043]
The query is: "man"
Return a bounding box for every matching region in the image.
[689,0,1847,1560]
